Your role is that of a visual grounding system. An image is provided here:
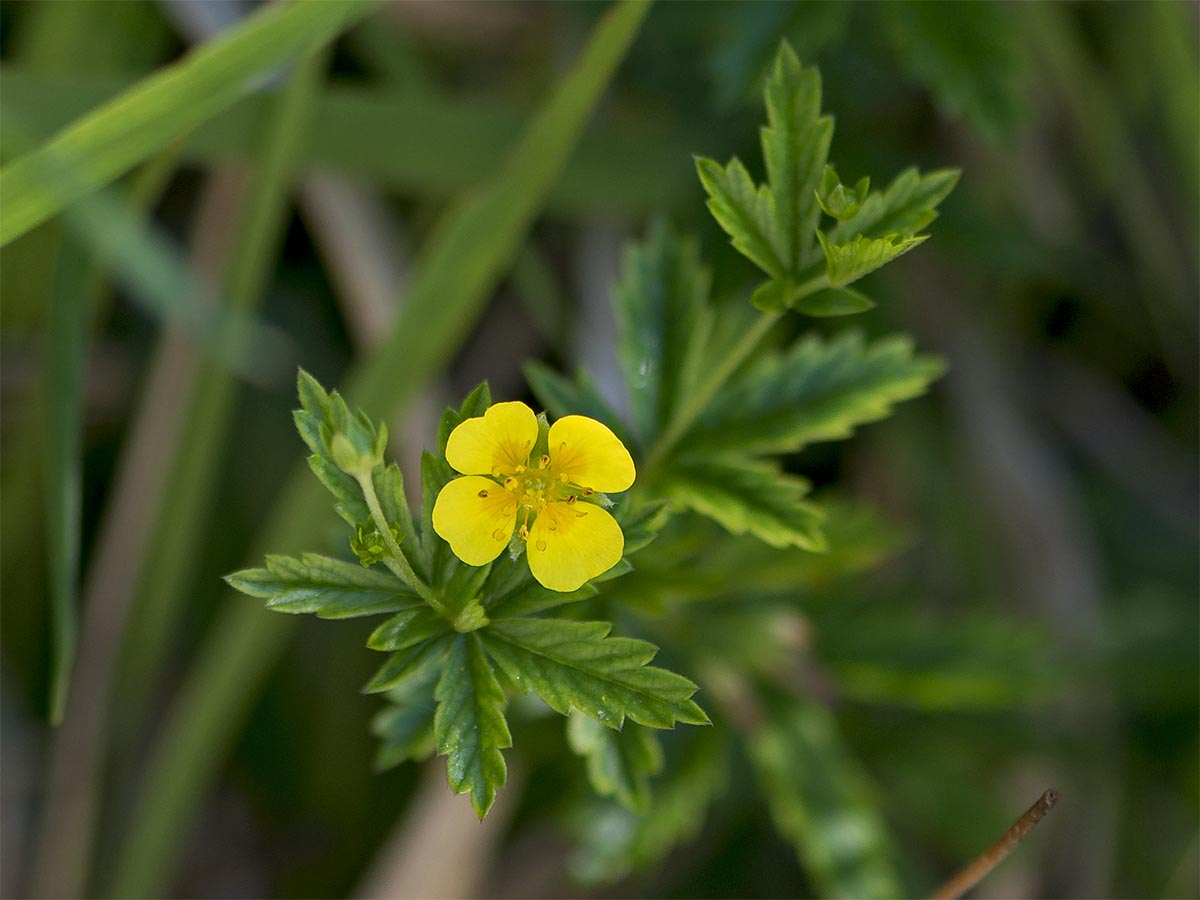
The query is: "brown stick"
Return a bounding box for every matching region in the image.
[931,789,1061,900]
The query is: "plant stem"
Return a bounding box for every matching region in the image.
[356,471,443,613]
[644,310,781,474]
[931,789,1060,900]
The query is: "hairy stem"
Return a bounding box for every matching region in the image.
[356,471,443,612]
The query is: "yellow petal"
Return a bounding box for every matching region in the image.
[432,476,517,566]
[526,501,623,592]
[445,401,537,476]
[547,416,635,493]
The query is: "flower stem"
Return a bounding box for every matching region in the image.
[355,472,446,614]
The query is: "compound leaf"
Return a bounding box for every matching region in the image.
[567,711,664,813]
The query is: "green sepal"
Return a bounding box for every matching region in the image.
[226,553,420,619]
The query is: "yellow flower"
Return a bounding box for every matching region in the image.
[432,402,635,592]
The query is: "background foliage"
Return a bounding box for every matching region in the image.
[1,2,1196,898]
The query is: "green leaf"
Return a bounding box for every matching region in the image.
[482,618,709,729]
[818,232,927,288]
[371,463,422,573]
[663,456,827,552]
[569,728,729,884]
[371,693,436,772]
[695,156,786,280]
[832,166,960,243]
[434,634,511,819]
[684,332,945,457]
[792,286,875,317]
[226,553,418,619]
[567,712,663,813]
[884,0,1024,143]
[614,221,713,445]
[0,0,376,246]
[365,633,456,694]
[761,41,833,272]
[367,607,448,652]
[749,697,904,899]
[614,498,670,556]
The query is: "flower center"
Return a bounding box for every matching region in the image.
[497,453,590,542]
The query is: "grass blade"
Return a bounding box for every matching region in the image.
[0,0,376,246]
[104,3,651,894]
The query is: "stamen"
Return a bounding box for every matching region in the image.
[504,477,518,490]
[519,524,529,541]
[535,539,547,551]
[566,495,577,505]
[559,474,569,483]
[491,466,502,477]
[477,489,489,498]
[582,487,594,496]
[538,454,550,468]
[515,464,526,473]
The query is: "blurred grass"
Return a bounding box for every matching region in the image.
[0,0,377,245]
[103,3,651,894]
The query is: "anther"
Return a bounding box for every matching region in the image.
[538,454,550,468]
[582,487,594,496]
[535,539,547,551]
[519,524,529,540]
[559,474,569,483]
[477,489,489,498]
[566,495,577,505]
[504,477,518,490]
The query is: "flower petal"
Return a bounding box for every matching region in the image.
[445,401,537,476]
[432,476,517,566]
[526,501,623,592]
[547,416,636,493]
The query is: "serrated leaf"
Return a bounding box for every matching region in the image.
[749,697,903,899]
[371,691,437,771]
[488,580,598,620]
[434,633,511,819]
[793,286,875,317]
[696,156,786,280]
[482,618,708,729]
[523,361,626,434]
[614,221,713,445]
[762,41,833,271]
[832,166,959,243]
[365,632,456,694]
[368,607,448,652]
[614,498,670,556]
[818,232,927,288]
[569,728,730,884]
[373,463,421,568]
[684,332,945,457]
[568,711,664,813]
[885,0,1023,143]
[226,553,419,619]
[664,456,827,552]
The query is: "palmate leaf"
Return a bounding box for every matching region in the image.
[663,456,827,552]
[614,221,713,446]
[371,676,437,772]
[482,619,708,730]
[567,712,664,813]
[683,332,944,457]
[434,633,512,819]
[749,695,903,899]
[225,553,419,619]
[695,156,784,280]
